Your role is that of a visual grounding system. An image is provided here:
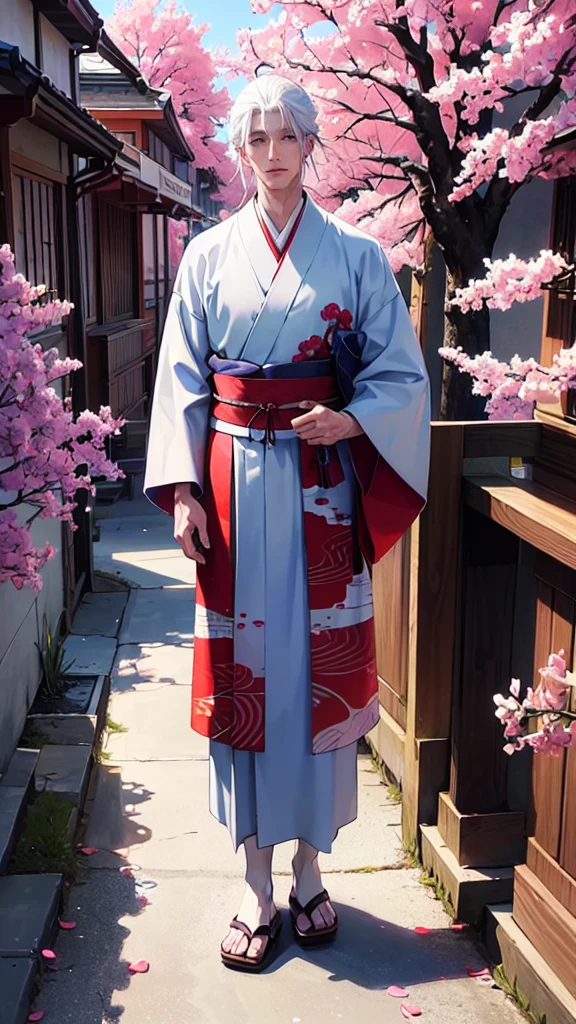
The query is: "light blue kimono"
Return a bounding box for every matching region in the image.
[144,193,430,852]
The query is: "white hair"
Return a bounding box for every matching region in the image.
[228,75,321,199]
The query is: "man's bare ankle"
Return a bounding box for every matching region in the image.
[244,872,273,902]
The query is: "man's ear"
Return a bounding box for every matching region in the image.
[238,147,251,169]
[304,135,315,158]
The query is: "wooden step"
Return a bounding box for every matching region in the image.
[487,903,576,1024]
[421,824,514,924]
[0,750,39,873]
[0,958,36,1024]
[513,863,576,998]
[0,873,61,958]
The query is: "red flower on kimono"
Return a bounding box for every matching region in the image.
[320,303,353,330]
[321,302,341,322]
[293,335,332,362]
[293,303,354,362]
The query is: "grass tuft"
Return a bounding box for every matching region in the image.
[106,715,127,735]
[18,724,50,749]
[493,964,547,1024]
[9,792,79,882]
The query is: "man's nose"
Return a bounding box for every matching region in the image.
[268,140,281,161]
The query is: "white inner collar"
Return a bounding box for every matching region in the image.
[257,195,305,252]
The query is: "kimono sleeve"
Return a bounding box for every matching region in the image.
[344,242,430,502]
[144,256,211,515]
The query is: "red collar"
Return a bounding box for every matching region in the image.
[254,198,306,278]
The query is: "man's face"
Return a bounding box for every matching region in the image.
[239,109,313,192]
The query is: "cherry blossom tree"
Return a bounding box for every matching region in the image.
[0,246,124,591]
[228,0,576,417]
[106,0,241,204]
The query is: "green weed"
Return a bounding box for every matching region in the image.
[493,964,547,1024]
[18,725,50,749]
[106,715,127,735]
[9,792,78,882]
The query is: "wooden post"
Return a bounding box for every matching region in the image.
[450,507,519,814]
[0,126,15,249]
[402,422,464,847]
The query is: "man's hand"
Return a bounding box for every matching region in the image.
[174,483,210,564]
[291,403,363,446]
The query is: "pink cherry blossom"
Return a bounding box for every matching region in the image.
[495,650,576,756]
[449,251,570,314]
[0,247,124,590]
[439,336,576,422]
[106,0,241,206]
[223,0,576,335]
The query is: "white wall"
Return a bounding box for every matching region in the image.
[10,119,67,176]
[0,515,64,773]
[0,0,35,64]
[39,13,71,97]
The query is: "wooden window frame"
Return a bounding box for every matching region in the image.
[12,165,67,305]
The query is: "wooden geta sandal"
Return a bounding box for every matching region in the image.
[289,888,338,947]
[220,909,282,972]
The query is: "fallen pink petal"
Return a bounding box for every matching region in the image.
[78,847,98,856]
[128,959,150,974]
[401,1005,422,1019]
[387,985,409,998]
[119,867,134,877]
[41,950,56,961]
[58,920,76,930]
[414,926,431,935]
[137,895,150,906]
[450,923,467,931]
[27,1013,45,1022]
[466,966,491,978]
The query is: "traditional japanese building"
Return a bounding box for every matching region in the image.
[77,35,221,493]
[0,0,122,765]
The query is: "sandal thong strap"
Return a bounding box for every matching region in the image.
[228,914,277,941]
[228,917,254,940]
[289,888,331,924]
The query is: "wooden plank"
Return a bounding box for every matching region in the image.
[527,838,576,918]
[372,535,409,727]
[450,509,517,815]
[462,420,541,459]
[560,719,576,880]
[530,585,572,858]
[10,151,67,184]
[536,551,576,603]
[378,678,406,731]
[0,128,15,250]
[494,906,576,1024]
[463,476,576,572]
[438,792,525,868]
[533,423,576,502]
[513,864,576,997]
[413,423,464,739]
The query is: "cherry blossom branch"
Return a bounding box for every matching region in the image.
[0,244,125,591]
[495,651,576,756]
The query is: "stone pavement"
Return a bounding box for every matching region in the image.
[33,489,523,1024]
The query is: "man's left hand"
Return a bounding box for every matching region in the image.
[291,403,363,446]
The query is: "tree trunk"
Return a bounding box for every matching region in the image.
[440,267,491,421]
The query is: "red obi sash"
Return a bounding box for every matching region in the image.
[191,372,424,754]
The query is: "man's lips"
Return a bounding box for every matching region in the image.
[266,168,287,173]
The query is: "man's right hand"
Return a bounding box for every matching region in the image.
[173,483,210,564]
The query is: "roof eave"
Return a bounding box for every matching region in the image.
[0,42,122,160]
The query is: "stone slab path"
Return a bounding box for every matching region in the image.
[32,493,523,1024]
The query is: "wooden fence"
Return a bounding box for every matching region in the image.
[368,416,576,1019]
